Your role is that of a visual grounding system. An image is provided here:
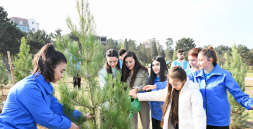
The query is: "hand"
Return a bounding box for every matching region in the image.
[251,105,253,110]
[69,122,79,129]
[128,88,137,95]
[84,113,95,120]
[143,85,156,91]
[129,89,138,99]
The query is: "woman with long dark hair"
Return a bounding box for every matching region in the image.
[142,56,168,129]
[99,49,121,89]
[129,66,206,129]
[0,43,93,129]
[121,51,150,129]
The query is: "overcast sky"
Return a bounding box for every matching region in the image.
[2,0,253,48]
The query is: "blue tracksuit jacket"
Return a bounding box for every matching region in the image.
[188,64,253,126]
[0,72,82,129]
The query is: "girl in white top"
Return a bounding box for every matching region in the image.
[129,66,206,129]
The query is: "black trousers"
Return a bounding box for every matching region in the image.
[207,125,229,129]
[152,118,162,129]
[73,76,81,89]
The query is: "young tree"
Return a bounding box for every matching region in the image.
[12,37,33,81]
[0,56,8,96]
[56,0,130,128]
[223,43,248,129]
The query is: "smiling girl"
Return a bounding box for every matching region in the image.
[185,48,201,76]
[142,56,168,129]
[121,51,150,129]
[99,49,120,89]
[129,66,206,129]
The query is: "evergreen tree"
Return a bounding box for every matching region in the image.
[26,29,51,54]
[172,50,177,61]
[56,0,130,128]
[165,38,174,61]
[124,38,128,49]
[175,37,196,60]
[223,43,248,129]
[0,6,24,55]
[151,38,158,58]
[13,37,33,81]
[0,55,8,96]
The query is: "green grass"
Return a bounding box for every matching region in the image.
[246,73,253,78]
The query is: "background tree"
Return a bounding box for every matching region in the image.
[0,55,8,96]
[0,6,24,55]
[12,37,33,81]
[127,39,137,52]
[172,49,177,61]
[26,29,51,54]
[165,38,173,61]
[175,37,196,60]
[124,38,128,49]
[223,43,248,129]
[237,44,250,69]
[151,38,158,58]
[56,0,130,128]
[54,28,62,38]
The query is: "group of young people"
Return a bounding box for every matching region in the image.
[0,42,253,129]
[129,48,253,129]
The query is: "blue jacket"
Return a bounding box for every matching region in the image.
[0,72,82,129]
[149,76,168,121]
[188,64,253,126]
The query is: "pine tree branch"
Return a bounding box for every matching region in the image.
[70,97,94,109]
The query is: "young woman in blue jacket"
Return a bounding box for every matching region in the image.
[0,44,93,129]
[188,47,253,129]
[142,56,168,129]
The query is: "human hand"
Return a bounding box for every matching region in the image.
[251,105,253,110]
[84,113,95,120]
[143,85,156,91]
[129,89,138,99]
[69,122,79,129]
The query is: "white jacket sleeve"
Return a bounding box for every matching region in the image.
[137,88,167,102]
[191,89,206,129]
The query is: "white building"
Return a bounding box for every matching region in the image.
[28,18,39,32]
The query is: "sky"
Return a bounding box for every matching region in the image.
[1,0,253,48]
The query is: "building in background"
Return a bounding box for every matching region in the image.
[28,18,39,32]
[10,17,29,33]
[10,17,39,33]
[97,36,107,44]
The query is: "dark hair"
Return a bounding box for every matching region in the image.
[33,43,67,82]
[148,56,168,85]
[177,49,184,54]
[187,48,201,58]
[121,51,148,88]
[118,49,127,56]
[161,66,187,128]
[200,46,218,66]
[105,49,120,74]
